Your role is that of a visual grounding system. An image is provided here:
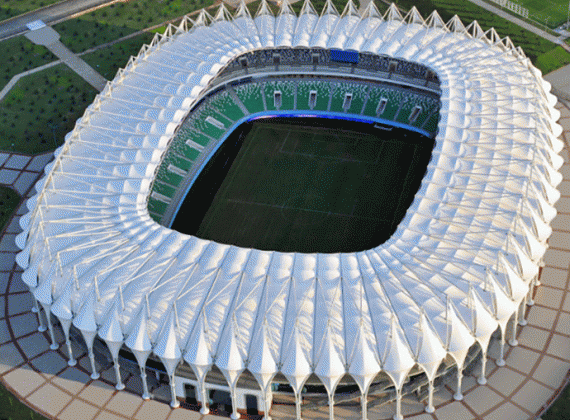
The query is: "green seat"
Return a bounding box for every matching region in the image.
[156,164,184,187]
[296,80,331,112]
[234,84,265,114]
[165,152,194,172]
[409,96,439,129]
[208,92,245,122]
[264,80,295,111]
[423,113,440,133]
[152,181,176,199]
[171,140,201,161]
[148,197,168,216]
[330,82,368,114]
[362,87,384,118]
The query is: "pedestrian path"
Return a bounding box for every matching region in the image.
[0,105,569,420]
[24,24,107,92]
[0,60,60,102]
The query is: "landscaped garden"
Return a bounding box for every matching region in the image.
[53,0,215,54]
[0,187,20,233]
[0,36,55,91]
[0,64,97,154]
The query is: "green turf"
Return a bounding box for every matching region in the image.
[179,118,433,253]
[0,36,56,91]
[0,64,97,154]
[0,187,20,233]
[535,45,570,73]
[543,380,570,419]
[0,383,48,420]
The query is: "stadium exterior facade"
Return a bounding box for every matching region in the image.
[15,1,564,419]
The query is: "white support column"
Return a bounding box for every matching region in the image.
[57,318,75,366]
[425,380,435,413]
[140,366,150,400]
[454,368,464,401]
[87,347,99,380]
[41,306,58,350]
[262,389,272,420]
[34,298,46,332]
[520,298,529,325]
[527,280,536,306]
[199,378,209,415]
[535,268,542,286]
[509,311,519,346]
[496,330,506,366]
[478,351,488,385]
[295,391,302,420]
[526,290,534,307]
[169,374,179,408]
[113,357,124,390]
[31,296,39,313]
[393,388,403,420]
[65,335,76,366]
[230,386,240,420]
[328,392,334,420]
[361,390,368,420]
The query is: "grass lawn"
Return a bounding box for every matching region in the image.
[535,45,570,73]
[0,36,56,91]
[82,32,154,80]
[543,378,570,419]
[53,0,216,54]
[510,0,569,28]
[0,64,97,154]
[0,0,62,22]
[386,0,570,72]
[0,383,48,420]
[0,187,20,233]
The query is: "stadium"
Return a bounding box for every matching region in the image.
[13,0,564,419]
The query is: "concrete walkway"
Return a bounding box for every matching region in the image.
[0,106,570,419]
[545,66,570,102]
[0,25,156,102]
[24,25,107,92]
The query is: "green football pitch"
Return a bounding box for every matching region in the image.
[174,118,434,253]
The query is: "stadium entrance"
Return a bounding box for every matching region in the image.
[172,116,434,253]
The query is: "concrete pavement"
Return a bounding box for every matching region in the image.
[546,66,570,101]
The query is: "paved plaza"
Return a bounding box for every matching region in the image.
[0,104,569,419]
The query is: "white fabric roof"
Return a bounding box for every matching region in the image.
[17,0,563,394]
